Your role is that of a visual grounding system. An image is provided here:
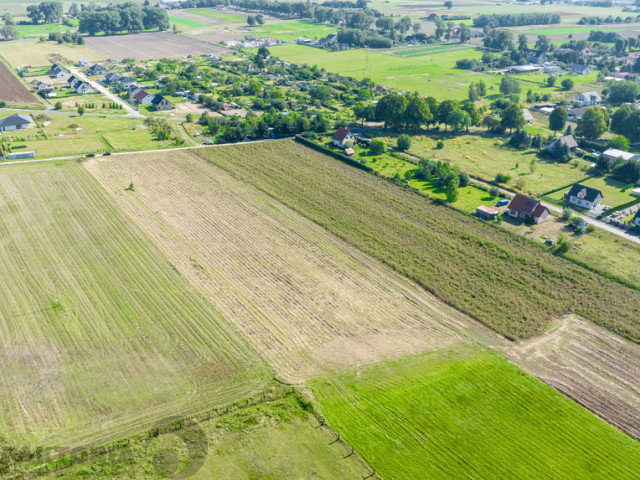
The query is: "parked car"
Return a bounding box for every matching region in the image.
[86,153,95,157]
[496,198,509,207]
[103,152,111,156]
[203,139,213,145]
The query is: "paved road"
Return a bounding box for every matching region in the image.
[67,66,145,118]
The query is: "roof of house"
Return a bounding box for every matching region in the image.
[603,148,637,161]
[0,113,32,127]
[566,183,603,202]
[556,134,578,149]
[568,106,588,117]
[522,109,534,121]
[507,193,546,218]
[569,63,590,71]
[134,89,152,101]
[332,127,352,143]
[151,94,171,106]
[576,91,602,101]
[119,76,136,84]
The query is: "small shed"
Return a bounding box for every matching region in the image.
[476,205,499,220]
[344,147,355,156]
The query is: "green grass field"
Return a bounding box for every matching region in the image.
[248,21,338,41]
[0,161,271,449]
[195,140,640,342]
[15,20,79,38]
[269,44,599,101]
[186,8,246,23]
[311,346,640,479]
[0,39,106,68]
[169,15,210,29]
[377,133,591,195]
[39,392,369,479]
[0,115,174,157]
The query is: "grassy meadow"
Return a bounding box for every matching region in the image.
[169,15,210,29]
[269,44,600,101]
[195,140,640,342]
[248,21,339,41]
[186,8,246,23]
[0,39,105,68]
[311,346,640,479]
[0,161,271,449]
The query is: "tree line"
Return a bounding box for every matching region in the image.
[473,13,560,28]
[78,3,169,35]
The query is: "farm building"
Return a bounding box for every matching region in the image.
[0,113,33,133]
[574,91,602,106]
[151,95,174,111]
[476,205,499,220]
[567,64,591,75]
[6,151,35,160]
[603,148,639,163]
[331,127,355,148]
[543,64,561,74]
[505,194,549,224]
[509,64,540,74]
[522,109,533,125]
[564,183,603,210]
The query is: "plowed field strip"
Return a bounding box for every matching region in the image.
[0,59,38,104]
[85,151,492,380]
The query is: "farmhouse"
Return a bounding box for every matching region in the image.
[476,205,499,220]
[50,64,69,78]
[603,148,639,163]
[87,64,107,76]
[522,109,534,125]
[564,183,603,210]
[0,113,33,133]
[151,95,174,111]
[331,127,355,148]
[567,64,591,75]
[505,194,549,224]
[546,135,578,155]
[574,91,602,106]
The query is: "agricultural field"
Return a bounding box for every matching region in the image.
[39,392,370,480]
[0,59,39,105]
[187,8,247,24]
[83,32,224,61]
[0,39,105,69]
[311,346,640,480]
[268,44,600,101]
[379,133,591,195]
[1,115,176,158]
[84,148,484,380]
[0,161,271,450]
[248,20,339,41]
[193,140,640,342]
[169,14,211,30]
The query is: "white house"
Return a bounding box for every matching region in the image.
[50,64,69,78]
[117,76,137,89]
[75,82,94,94]
[77,56,91,67]
[603,148,639,163]
[131,87,155,105]
[0,113,33,132]
[564,183,603,210]
[331,127,355,148]
[567,63,591,75]
[574,91,602,106]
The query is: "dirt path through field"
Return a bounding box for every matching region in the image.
[85,151,499,381]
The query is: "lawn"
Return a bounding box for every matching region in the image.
[268,44,599,101]
[377,133,591,195]
[0,161,271,450]
[248,21,339,41]
[186,8,246,23]
[311,346,640,479]
[169,15,210,29]
[195,140,640,342]
[0,39,105,69]
[38,392,369,479]
[549,175,636,208]
[0,115,174,157]
[15,20,79,38]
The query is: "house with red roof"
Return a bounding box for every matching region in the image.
[130,87,155,105]
[505,194,549,224]
[331,127,355,148]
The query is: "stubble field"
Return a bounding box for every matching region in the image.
[0,161,271,450]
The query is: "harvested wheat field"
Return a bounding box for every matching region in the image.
[85,149,493,381]
[503,315,640,440]
[0,161,271,449]
[0,60,38,104]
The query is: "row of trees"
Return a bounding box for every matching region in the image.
[473,13,560,28]
[26,1,63,24]
[78,4,169,35]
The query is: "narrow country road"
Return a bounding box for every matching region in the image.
[67,66,145,118]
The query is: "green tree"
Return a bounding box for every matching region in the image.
[434,19,446,39]
[255,14,264,25]
[54,101,62,110]
[353,101,368,127]
[404,95,432,130]
[500,103,525,133]
[475,80,487,97]
[577,106,607,140]
[549,106,568,136]
[609,135,629,151]
[547,75,556,87]
[436,99,459,130]
[500,76,521,96]
[462,102,481,127]
[535,34,550,52]
[77,105,85,116]
[375,93,407,129]
[0,25,18,40]
[444,1,453,8]
[517,33,528,52]
[397,134,411,151]
[370,139,385,155]
[561,78,574,90]
[247,15,256,26]
[468,83,478,102]
[459,23,470,42]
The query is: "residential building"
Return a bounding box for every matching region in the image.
[0,113,33,132]
[87,64,107,76]
[105,72,122,84]
[574,91,602,106]
[545,135,578,155]
[131,88,155,105]
[77,56,91,67]
[564,183,603,210]
[118,76,137,89]
[567,107,588,121]
[67,75,82,89]
[331,127,355,148]
[75,82,93,94]
[567,63,591,75]
[526,49,546,64]
[505,194,549,224]
[50,64,69,78]
[151,95,174,111]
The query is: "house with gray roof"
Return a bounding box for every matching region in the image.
[0,113,33,132]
